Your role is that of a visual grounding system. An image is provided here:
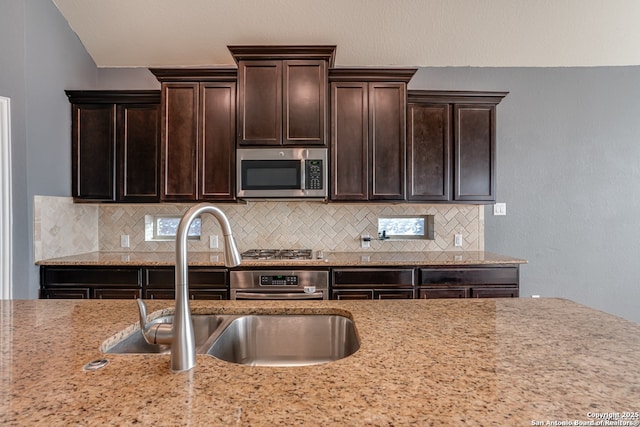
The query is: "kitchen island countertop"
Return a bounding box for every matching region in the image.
[1,298,637,426]
[35,250,527,267]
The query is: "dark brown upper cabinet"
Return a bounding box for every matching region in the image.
[407,91,507,203]
[329,68,417,201]
[150,69,237,202]
[229,45,335,147]
[66,91,161,202]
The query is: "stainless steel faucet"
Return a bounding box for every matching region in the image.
[136,203,241,372]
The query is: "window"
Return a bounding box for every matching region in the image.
[145,215,201,241]
[377,215,434,240]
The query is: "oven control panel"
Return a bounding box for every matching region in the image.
[260,275,298,286]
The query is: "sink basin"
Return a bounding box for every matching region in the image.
[103,312,360,367]
[103,314,224,354]
[206,314,360,367]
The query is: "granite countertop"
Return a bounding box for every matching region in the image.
[1,298,638,426]
[35,250,527,267]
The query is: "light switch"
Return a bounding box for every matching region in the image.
[454,234,463,247]
[120,234,130,248]
[493,203,507,216]
[209,235,219,249]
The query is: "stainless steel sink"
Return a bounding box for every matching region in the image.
[104,313,360,367]
[206,314,359,366]
[103,314,224,354]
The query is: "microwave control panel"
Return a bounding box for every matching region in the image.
[305,160,324,190]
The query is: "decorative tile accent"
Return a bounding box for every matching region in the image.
[33,196,99,261]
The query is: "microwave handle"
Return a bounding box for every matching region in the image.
[300,159,306,190]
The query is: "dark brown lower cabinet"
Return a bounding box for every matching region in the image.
[144,267,228,300]
[40,266,142,299]
[40,266,229,300]
[331,268,415,300]
[418,266,519,299]
[40,265,518,301]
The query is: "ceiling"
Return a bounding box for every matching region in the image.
[53,0,640,68]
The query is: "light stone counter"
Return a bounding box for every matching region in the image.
[35,250,527,267]
[1,298,638,426]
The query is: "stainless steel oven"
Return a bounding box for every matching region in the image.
[230,270,329,300]
[236,148,327,199]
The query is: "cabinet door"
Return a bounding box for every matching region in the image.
[330,82,368,200]
[283,60,327,146]
[199,82,236,200]
[161,83,199,201]
[369,83,406,200]
[454,104,496,201]
[418,287,468,299]
[471,287,519,298]
[190,290,228,300]
[117,104,160,202]
[237,60,282,145]
[145,289,175,300]
[41,288,90,299]
[332,289,374,300]
[72,104,115,200]
[375,289,414,299]
[407,103,451,201]
[94,288,142,299]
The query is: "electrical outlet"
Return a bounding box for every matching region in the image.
[454,234,463,247]
[361,235,371,249]
[209,235,219,249]
[120,234,130,248]
[493,202,507,216]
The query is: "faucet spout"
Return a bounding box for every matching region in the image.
[172,203,241,372]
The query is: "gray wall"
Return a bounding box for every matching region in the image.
[0,0,97,298]
[411,67,640,323]
[0,1,157,299]
[2,2,639,323]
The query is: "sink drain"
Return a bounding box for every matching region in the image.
[83,359,109,371]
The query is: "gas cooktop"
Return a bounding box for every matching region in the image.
[240,249,313,260]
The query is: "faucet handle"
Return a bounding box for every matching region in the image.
[136,299,173,345]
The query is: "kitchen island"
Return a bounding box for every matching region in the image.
[1,298,638,426]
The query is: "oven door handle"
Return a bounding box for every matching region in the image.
[234,291,325,300]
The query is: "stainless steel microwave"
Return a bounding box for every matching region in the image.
[236,148,328,199]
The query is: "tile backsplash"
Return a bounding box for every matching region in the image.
[34,196,484,260]
[33,196,99,261]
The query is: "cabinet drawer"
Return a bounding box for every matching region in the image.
[419,267,518,286]
[40,288,90,299]
[189,290,228,300]
[332,289,374,300]
[145,267,227,288]
[418,287,468,299]
[93,288,142,299]
[332,268,415,287]
[471,286,519,298]
[376,289,414,299]
[42,267,141,287]
[144,289,228,300]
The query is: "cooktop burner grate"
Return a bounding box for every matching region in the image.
[241,249,313,260]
